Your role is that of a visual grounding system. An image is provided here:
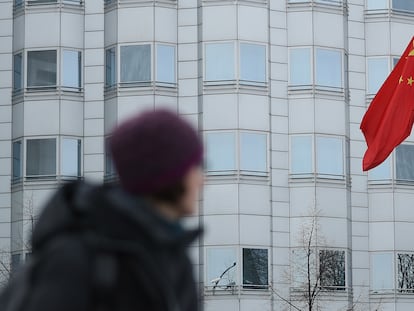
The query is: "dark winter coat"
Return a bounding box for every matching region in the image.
[26,181,201,311]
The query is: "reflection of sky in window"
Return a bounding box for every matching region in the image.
[368,156,391,180]
[291,136,312,174]
[240,43,266,83]
[290,48,311,86]
[367,0,387,9]
[61,139,80,177]
[316,49,342,88]
[393,0,414,12]
[206,132,236,171]
[367,58,388,94]
[240,132,267,172]
[205,43,234,81]
[206,248,237,287]
[156,45,175,84]
[63,50,81,88]
[316,136,343,176]
[371,253,393,291]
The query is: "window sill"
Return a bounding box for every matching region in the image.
[365,9,414,22]
[203,80,269,95]
[287,1,347,14]
[205,171,270,184]
[288,85,345,99]
[368,179,414,190]
[12,87,84,103]
[14,1,84,16]
[204,285,271,297]
[105,82,178,98]
[289,174,348,186]
[105,0,177,10]
[202,0,267,6]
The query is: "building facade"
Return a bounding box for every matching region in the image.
[1,0,414,310]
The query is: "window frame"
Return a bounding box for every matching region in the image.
[25,137,57,180]
[61,49,82,91]
[241,247,270,289]
[370,252,395,293]
[290,134,345,180]
[288,46,344,91]
[318,249,346,291]
[396,252,414,293]
[105,46,117,88]
[12,140,23,183]
[205,130,269,177]
[13,52,23,92]
[204,41,268,86]
[205,246,238,291]
[26,49,58,90]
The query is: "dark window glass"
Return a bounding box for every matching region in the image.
[242,248,268,289]
[397,253,414,292]
[319,250,346,290]
[13,53,23,90]
[105,48,116,87]
[27,50,57,88]
[12,141,22,180]
[26,139,56,178]
[120,45,151,83]
[393,0,414,12]
[396,145,414,181]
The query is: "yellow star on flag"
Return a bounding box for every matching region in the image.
[408,76,414,86]
[399,76,404,84]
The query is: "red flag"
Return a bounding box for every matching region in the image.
[361,36,414,171]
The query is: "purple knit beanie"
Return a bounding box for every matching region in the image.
[109,109,203,196]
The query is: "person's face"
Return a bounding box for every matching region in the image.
[178,166,204,216]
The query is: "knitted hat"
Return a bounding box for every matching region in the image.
[110,109,203,195]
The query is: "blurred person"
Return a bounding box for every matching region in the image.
[0,110,203,311]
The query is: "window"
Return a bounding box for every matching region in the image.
[26,139,56,178]
[289,48,311,86]
[367,58,388,95]
[105,138,116,178]
[396,144,414,182]
[315,49,342,88]
[206,248,237,290]
[15,0,23,7]
[316,136,343,177]
[120,45,151,83]
[393,57,399,68]
[368,156,391,181]
[12,141,22,181]
[397,253,414,292]
[289,47,342,89]
[291,136,312,175]
[371,253,394,292]
[61,138,81,177]
[156,45,176,84]
[105,48,116,87]
[11,254,21,273]
[242,248,268,289]
[206,132,236,173]
[240,43,266,84]
[27,50,57,88]
[206,132,268,176]
[393,0,414,13]
[319,250,346,290]
[205,43,235,82]
[240,132,267,174]
[290,135,344,178]
[367,0,387,9]
[13,53,23,91]
[291,248,317,288]
[62,50,81,89]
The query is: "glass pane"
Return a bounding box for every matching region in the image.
[393,0,414,12]
[61,138,80,177]
[243,248,268,288]
[291,248,317,288]
[206,132,236,172]
[315,49,342,88]
[13,141,22,179]
[27,50,57,87]
[13,53,22,90]
[156,45,175,84]
[26,139,56,177]
[62,50,81,88]
[205,43,235,81]
[368,156,391,180]
[291,136,312,175]
[367,58,388,94]
[319,250,346,290]
[316,136,343,176]
[396,145,414,181]
[397,253,414,292]
[105,48,116,86]
[206,248,237,289]
[15,0,23,6]
[240,43,266,83]
[393,57,400,68]
[11,253,21,273]
[367,0,387,9]
[371,253,394,291]
[240,132,267,173]
[120,45,151,83]
[289,48,311,86]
